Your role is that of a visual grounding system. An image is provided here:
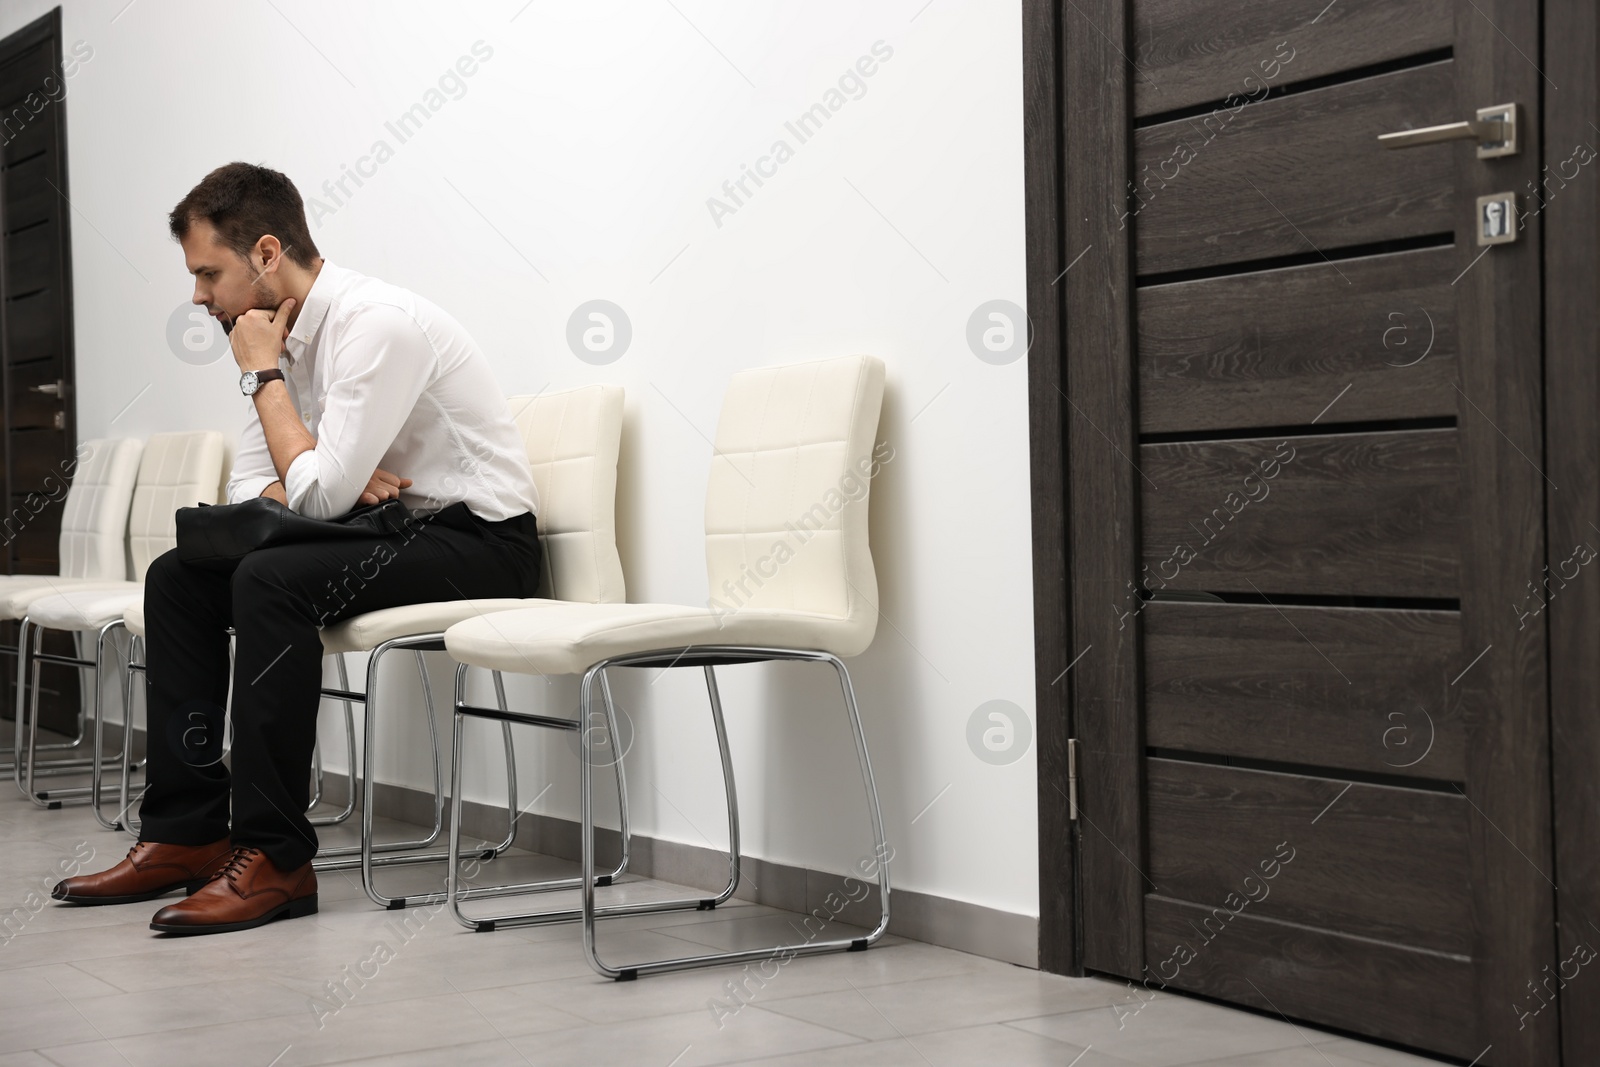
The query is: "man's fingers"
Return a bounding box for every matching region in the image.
[370,468,412,488]
[272,297,297,325]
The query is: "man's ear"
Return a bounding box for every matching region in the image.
[253,235,285,277]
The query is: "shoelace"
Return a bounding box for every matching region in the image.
[213,846,261,883]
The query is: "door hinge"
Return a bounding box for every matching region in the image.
[1067,738,1080,822]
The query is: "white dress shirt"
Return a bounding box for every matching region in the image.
[226,262,539,522]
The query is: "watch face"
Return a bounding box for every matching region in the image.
[241,371,258,396]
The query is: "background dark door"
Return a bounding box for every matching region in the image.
[1039,1,1554,1062]
[0,7,80,735]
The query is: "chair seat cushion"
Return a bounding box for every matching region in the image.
[443,603,864,677]
[1,580,141,622]
[26,585,144,632]
[124,598,576,650]
[320,599,552,654]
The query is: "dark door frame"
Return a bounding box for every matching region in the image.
[1542,3,1600,1063]
[0,6,79,734]
[1025,1,1600,1059]
[1021,0,1077,978]
[0,3,78,571]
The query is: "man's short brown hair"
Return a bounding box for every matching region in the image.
[169,162,320,268]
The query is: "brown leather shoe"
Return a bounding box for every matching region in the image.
[51,838,234,905]
[149,846,317,935]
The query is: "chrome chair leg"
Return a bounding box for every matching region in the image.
[599,671,633,878]
[492,669,519,855]
[0,630,91,772]
[447,659,729,933]
[326,643,491,872]
[24,621,126,810]
[86,621,127,824]
[322,643,450,874]
[0,630,91,771]
[317,653,360,826]
[435,666,641,918]
[358,648,591,909]
[22,621,57,807]
[11,619,43,799]
[309,736,324,810]
[576,647,889,981]
[116,637,146,835]
[16,620,89,803]
[316,642,439,877]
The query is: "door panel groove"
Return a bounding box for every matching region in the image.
[0,148,46,170]
[1132,46,1455,129]
[1140,417,1457,445]
[1142,894,1473,964]
[4,218,50,238]
[1136,233,1454,287]
[1199,590,1459,610]
[1146,748,1465,793]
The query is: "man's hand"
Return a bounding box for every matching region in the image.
[359,467,413,506]
[231,297,297,373]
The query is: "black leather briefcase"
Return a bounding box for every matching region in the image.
[175,496,419,572]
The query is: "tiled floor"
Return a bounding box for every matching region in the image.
[0,763,1456,1066]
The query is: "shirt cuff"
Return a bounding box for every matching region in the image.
[227,474,280,505]
[284,450,323,516]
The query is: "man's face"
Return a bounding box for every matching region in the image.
[181,219,279,335]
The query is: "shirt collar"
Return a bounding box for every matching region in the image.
[283,260,337,364]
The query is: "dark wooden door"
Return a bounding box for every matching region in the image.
[0,8,80,735]
[1049,1,1553,1062]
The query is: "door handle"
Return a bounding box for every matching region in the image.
[1379,103,1518,158]
[29,380,67,397]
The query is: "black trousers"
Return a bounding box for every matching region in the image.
[137,504,541,871]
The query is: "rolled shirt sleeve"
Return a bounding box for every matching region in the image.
[284,302,438,519]
[226,403,281,503]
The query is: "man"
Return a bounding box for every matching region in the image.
[52,162,542,935]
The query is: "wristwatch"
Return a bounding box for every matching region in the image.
[240,369,286,396]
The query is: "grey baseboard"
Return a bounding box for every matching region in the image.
[332,771,1038,969]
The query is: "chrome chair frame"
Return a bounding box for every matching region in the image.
[445,662,707,935]
[13,617,127,809]
[443,644,890,982]
[0,632,91,774]
[579,647,888,980]
[14,615,361,835]
[317,634,522,886]
[362,634,633,910]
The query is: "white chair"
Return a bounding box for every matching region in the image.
[441,356,890,979]
[309,384,632,907]
[12,432,224,816]
[0,437,142,777]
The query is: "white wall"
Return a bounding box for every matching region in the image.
[2,0,1039,924]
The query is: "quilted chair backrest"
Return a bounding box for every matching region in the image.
[703,355,887,656]
[508,385,626,604]
[127,431,227,581]
[57,437,144,581]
